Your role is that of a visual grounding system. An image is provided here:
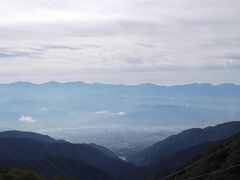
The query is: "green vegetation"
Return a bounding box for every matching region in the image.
[0,169,43,180]
[0,169,77,180]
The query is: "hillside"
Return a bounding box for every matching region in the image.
[0,122,240,180]
[0,131,137,180]
[0,130,56,143]
[166,133,240,180]
[129,121,240,166]
[0,169,43,180]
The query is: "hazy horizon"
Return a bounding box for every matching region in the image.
[0,80,240,86]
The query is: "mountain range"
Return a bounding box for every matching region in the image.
[0,131,137,180]
[0,121,240,179]
[129,121,240,166]
[0,81,239,154]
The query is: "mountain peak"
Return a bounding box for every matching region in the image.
[0,130,56,143]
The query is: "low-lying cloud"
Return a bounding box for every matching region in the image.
[94,111,125,116]
[19,115,36,124]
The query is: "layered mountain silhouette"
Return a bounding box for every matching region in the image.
[0,82,239,129]
[165,133,240,180]
[129,121,240,166]
[128,121,240,179]
[0,121,240,179]
[0,131,137,180]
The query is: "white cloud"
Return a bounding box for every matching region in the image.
[94,111,125,116]
[40,107,48,111]
[94,111,109,114]
[117,112,126,116]
[19,115,36,124]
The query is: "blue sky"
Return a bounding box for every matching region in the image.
[0,0,239,85]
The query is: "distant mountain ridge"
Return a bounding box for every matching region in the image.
[2,81,240,93]
[3,81,240,86]
[0,81,239,131]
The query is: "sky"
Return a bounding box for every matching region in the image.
[0,0,240,85]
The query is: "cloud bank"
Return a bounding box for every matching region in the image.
[0,0,240,84]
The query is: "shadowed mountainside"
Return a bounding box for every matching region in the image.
[166,133,240,180]
[129,121,240,166]
[0,131,138,180]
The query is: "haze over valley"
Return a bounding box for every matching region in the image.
[0,82,239,156]
[0,0,240,179]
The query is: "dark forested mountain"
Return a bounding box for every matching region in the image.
[0,131,137,180]
[0,169,44,180]
[129,121,240,166]
[0,130,57,143]
[89,143,119,160]
[137,141,223,180]
[137,136,239,180]
[0,158,113,180]
[0,122,240,180]
[166,133,240,180]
